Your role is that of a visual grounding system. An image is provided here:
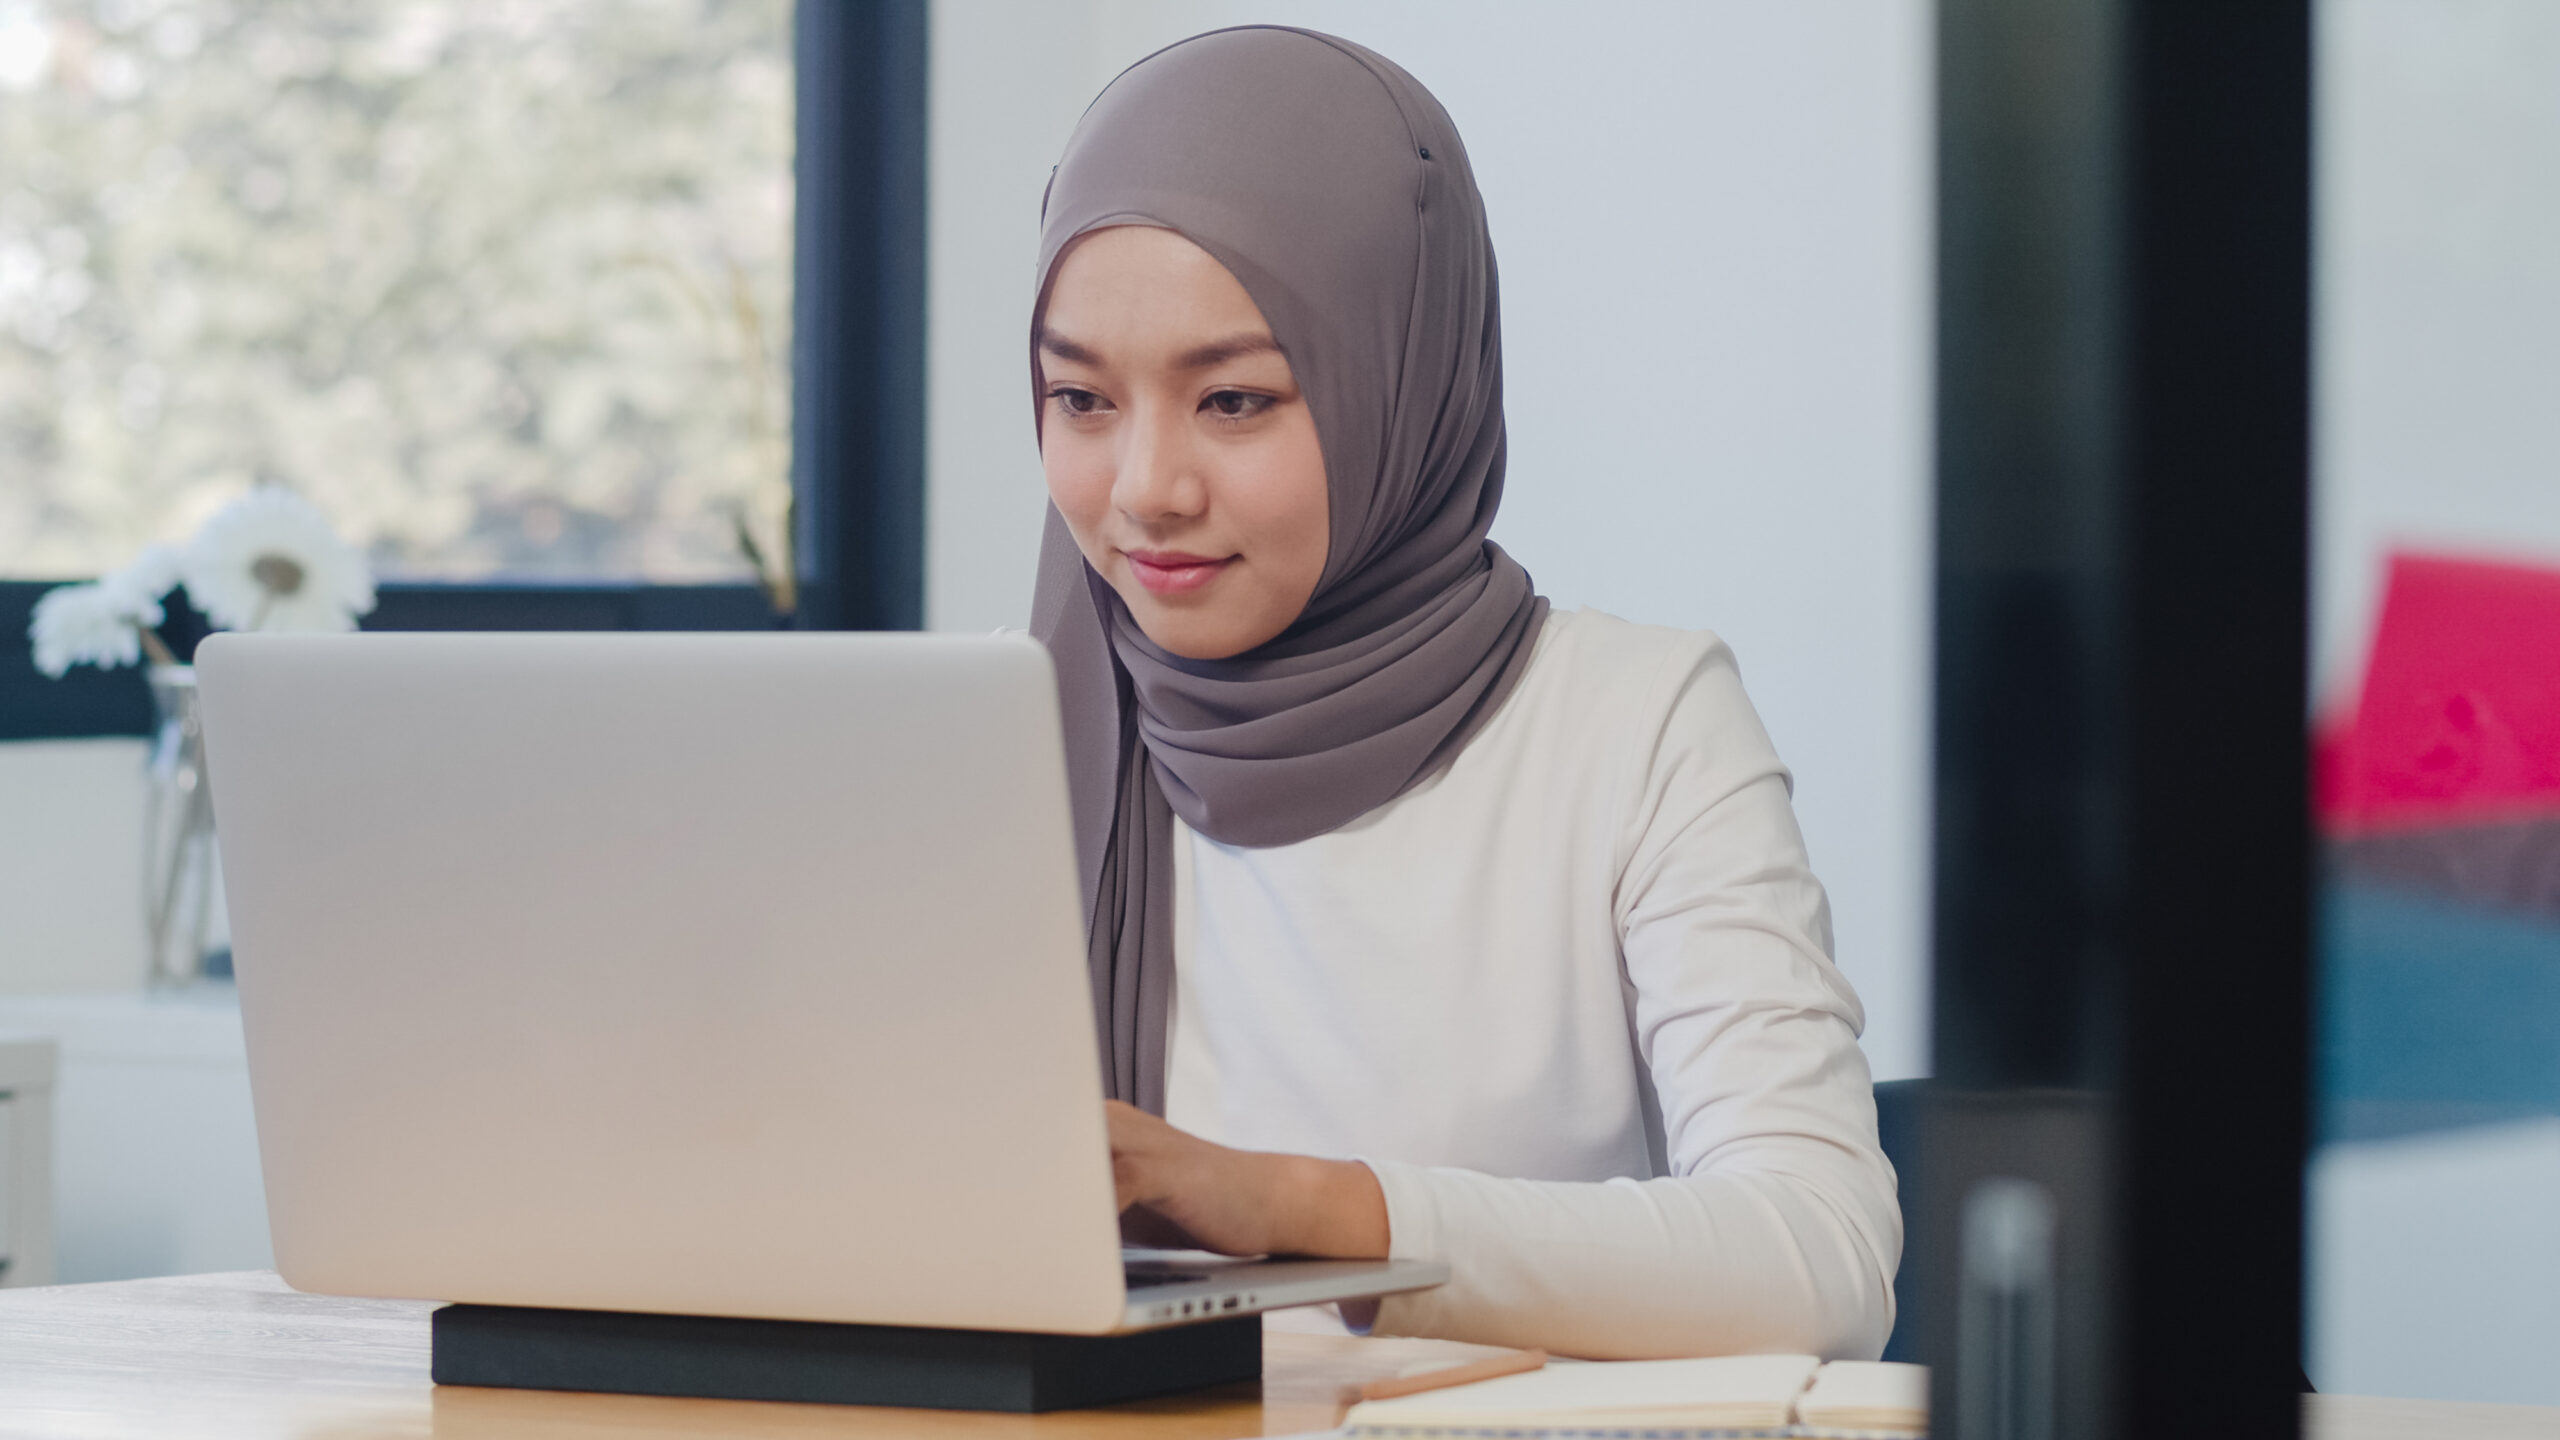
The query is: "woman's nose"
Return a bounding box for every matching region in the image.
[1112,403,1207,523]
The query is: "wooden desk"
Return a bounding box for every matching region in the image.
[0,1271,1508,1437]
[3,1271,2555,1439]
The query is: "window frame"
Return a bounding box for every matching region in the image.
[0,1,928,742]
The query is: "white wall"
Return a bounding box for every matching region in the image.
[2314,0,2560,698]
[0,992,270,1282]
[928,0,1936,1079]
[2309,1119,2560,1404]
[0,740,151,992]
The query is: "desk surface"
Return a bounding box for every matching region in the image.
[2,1271,2554,1439]
[0,1270,1506,1437]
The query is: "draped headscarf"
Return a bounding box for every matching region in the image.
[1029,27,1547,1114]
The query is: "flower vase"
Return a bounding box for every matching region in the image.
[143,664,223,987]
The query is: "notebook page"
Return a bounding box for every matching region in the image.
[1796,1360,1929,1435]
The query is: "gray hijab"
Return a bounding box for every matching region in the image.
[1029,27,1546,1114]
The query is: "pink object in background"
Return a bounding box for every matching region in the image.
[2317,552,2560,837]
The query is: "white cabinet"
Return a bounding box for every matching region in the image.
[0,1033,58,1286]
[0,988,267,1282]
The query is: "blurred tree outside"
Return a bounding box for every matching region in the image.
[0,0,793,583]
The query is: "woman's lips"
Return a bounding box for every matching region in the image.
[1124,549,1235,596]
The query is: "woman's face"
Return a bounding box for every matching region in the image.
[1039,225,1329,661]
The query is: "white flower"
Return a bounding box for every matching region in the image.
[28,580,161,678]
[105,543,182,608]
[180,488,376,633]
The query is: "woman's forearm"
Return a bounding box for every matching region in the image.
[1363,1156,1900,1360]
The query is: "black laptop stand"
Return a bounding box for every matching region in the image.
[430,1303,1262,1412]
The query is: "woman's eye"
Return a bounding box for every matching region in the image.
[1049,387,1107,416]
[1202,390,1273,420]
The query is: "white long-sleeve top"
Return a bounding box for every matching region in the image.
[1165,607,1900,1360]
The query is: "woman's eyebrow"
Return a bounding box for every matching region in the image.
[1037,328,1282,370]
[1173,332,1282,370]
[1038,328,1103,366]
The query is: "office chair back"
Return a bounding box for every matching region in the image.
[1873,1077,1925,1363]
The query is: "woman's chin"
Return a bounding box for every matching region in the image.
[1138,619,1263,661]
[1121,595,1280,662]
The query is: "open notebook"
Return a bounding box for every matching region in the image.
[1343,1354,1928,1438]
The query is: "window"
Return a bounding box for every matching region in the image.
[1,0,926,738]
[1,0,793,582]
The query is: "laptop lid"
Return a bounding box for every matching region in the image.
[198,632,1131,1334]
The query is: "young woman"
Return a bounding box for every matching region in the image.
[1028,27,1898,1361]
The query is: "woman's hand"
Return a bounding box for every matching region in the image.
[1105,1100,1391,1260]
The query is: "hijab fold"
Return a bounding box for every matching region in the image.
[1029,27,1546,1114]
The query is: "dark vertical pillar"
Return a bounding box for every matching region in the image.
[793,0,929,631]
[1927,2,2310,1437]
[2116,4,2313,1433]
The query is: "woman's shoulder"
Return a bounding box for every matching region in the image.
[1519,607,1777,777]
[1530,607,1740,711]
[1378,607,1781,859]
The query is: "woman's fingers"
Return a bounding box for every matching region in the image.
[1096,1100,1386,1259]
[1103,1099,1252,1251]
[1105,1099,1317,1257]
[1105,1099,1171,1211]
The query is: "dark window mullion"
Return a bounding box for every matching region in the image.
[791,0,929,633]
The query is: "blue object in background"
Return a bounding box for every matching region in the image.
[2318,881,2560,1144]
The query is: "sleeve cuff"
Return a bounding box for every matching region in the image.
[1355,1155,1442,1262]
[1354,1156,1452,1339]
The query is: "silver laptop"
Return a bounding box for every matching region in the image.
[196,631,1443,1334]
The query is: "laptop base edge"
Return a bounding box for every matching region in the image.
[429,1302,1262,1413]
